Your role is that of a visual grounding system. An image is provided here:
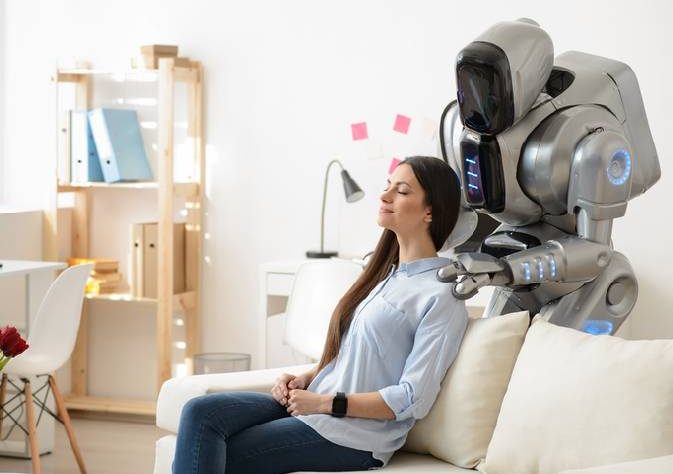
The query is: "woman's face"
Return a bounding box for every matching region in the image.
[377,163,432,237]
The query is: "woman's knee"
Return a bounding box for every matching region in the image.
[180,392,268,425]
[180,394,217,427]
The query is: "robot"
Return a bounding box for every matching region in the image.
[437,18,661,335]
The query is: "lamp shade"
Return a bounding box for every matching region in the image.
[340,170,364,203]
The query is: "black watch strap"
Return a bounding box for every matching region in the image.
[331,391,347,418]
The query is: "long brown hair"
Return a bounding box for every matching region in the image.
[315,156,461,372]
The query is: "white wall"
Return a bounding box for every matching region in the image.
[0,0,5,202]
[1,0,672,392]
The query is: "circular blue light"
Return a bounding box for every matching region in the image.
[607,149,632,186]
[581,319,614,336]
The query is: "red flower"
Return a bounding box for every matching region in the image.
[0,325,29,358]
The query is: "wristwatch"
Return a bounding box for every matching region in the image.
[331,392,348,417]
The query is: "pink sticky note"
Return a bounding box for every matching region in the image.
[388,158,401,174]
[393,114,411,134]
[351,122,368,141]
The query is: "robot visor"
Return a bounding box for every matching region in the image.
[456,41,515,135]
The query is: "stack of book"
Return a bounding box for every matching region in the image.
[68,258,123,295]
[139,44,192,69]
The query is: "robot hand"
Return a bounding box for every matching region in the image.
[437,253,509,299]
[438,237,612,300]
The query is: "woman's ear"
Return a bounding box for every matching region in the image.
[424,206,433,223]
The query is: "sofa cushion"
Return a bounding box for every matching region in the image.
[297,452,478,473]
[154,435,177,474]
[403,310,530,468]
[477,316,673,474]
[558,454,673,474]
[154,435,478,474]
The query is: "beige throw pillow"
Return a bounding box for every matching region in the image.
[477,316,673,474]
[403,310,530,468]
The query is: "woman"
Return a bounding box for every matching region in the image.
[173,156,469,473]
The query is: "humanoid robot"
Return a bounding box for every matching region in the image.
[437,19,661,335]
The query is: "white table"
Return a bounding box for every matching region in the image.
[258,260,306,370]
[0,260,67,335]
[0,260,65,459]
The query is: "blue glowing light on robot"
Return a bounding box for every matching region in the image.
[547,255,557,279]
[607,149,632,186]
[537,258,544,279]
[522,262,532,282]
[463,152,485,204]
[581,319,614,335]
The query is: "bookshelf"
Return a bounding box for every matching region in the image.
[44,58,203,415]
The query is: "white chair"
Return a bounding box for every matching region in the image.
[0,263,93,474]
[282,259,363,361]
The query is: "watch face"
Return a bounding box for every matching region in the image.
[332,393,347,416]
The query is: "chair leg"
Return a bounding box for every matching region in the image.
[0,373,6,434]
[24,379,42,474]
[49,375,87,474]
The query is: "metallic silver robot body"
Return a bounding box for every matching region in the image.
[439,19,660,335]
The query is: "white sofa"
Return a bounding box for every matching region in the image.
[154,313,673,474]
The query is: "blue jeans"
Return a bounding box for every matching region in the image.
[172,391,384,473]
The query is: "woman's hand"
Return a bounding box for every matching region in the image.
[286,389,330,416]
[271,373,296,406]
[288,372,310,390]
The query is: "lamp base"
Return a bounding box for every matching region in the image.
[305,250,338,259]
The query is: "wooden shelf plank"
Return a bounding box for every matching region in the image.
[64,394,156,416]
[85,290,197,309]
[57,181,198,197]
[55,67,197,83]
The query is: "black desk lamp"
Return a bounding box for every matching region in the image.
[306,159,364,258]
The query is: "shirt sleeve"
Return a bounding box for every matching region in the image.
[378,293,468,421]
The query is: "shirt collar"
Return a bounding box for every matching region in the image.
[390,256,452,277]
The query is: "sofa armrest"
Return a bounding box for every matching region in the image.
[558,454,673,474]
[156,363,316,433]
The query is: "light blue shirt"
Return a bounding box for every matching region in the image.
[296,256,468,467]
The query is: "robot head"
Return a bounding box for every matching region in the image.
[456,18,554,135]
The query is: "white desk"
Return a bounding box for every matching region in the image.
[258,260,306,370]
[0,260,65,459]
[0,260,67,335]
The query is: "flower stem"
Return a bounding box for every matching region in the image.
[0,355,10,372]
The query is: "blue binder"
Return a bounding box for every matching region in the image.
[88,108,153,182]
[71,111,104,182]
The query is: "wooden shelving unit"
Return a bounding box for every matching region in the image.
[43,58,204,415]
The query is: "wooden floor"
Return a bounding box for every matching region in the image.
[0,414,170,474]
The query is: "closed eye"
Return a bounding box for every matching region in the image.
[384,180,411,194]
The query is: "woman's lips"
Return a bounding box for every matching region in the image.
[379,207,394,214]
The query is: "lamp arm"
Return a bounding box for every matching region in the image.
[320,160,344,253]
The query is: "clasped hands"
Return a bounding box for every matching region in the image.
[271,373,329,416]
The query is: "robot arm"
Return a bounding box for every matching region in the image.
[569,127,633,244]
[440,122,623,300]
[439,236,612,299]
